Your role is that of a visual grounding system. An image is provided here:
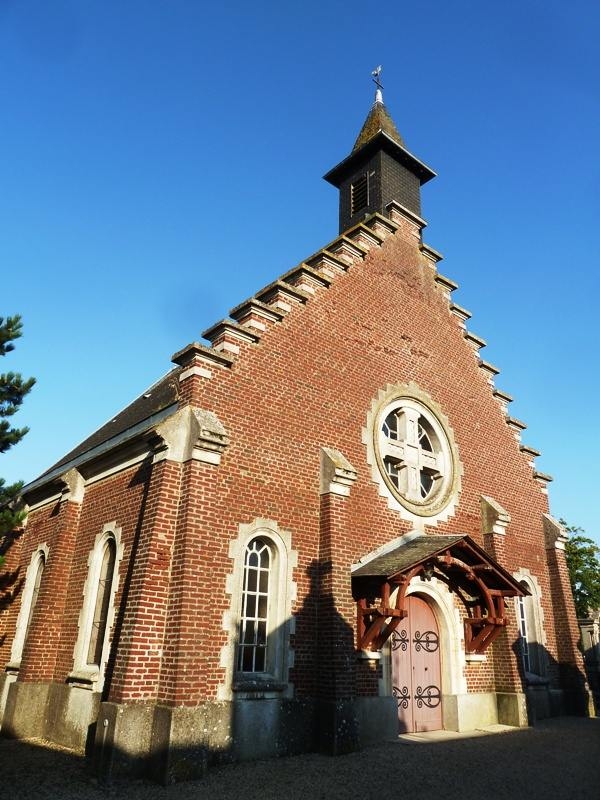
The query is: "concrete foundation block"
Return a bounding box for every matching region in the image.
[354,696,398,745]
[443,692,498,731]
[526,686,551,722]
[1,680,100,751]
[2,681,51,740]
[93,701,155,781]
[496,692,528,727]
[0,672,17,731]
[317,698,359,755]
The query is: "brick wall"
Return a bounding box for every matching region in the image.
[2,209,582,712]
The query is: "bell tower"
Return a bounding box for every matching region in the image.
[324,68,436,234]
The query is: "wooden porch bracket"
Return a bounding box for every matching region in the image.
[352,534,528,655]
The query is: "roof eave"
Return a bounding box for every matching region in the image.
[324,131,436,187]
[22,403,178,500]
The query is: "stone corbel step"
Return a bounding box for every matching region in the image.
[478,359,500,382]
[492,388,512,412]
[435,273,458,298]
[520,444,541,459]
[229,298,285,332]
[464,330,487,352]
[305,248,349,278]
[324,234,368,266]
[507,416,527,440]
[201,319,261,355]
[450,302,472,326]
[255,279,310,313]
[362,212,398,239]
[172,341,235,379]
[421,243,444,268]
[533,470,553,490]
[280,264,332,295]
[343,221,385,251]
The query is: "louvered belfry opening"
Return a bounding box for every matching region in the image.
[324,93,436,233]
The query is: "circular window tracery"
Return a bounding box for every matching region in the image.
[365,383,461,523]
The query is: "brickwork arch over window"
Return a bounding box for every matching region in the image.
[9,544,48,668]
[219,519,298,701]
[363,382,462,525]
[70,522,124,691]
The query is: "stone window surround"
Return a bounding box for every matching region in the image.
[69,522,124,692]
[219,518,297,701]
[6,543,49,672]
[363,382,462,526]
[379,573,468,700]
[512,568,547,678]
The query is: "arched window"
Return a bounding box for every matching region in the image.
[220,518,297,700]
[23,551,45,644]
[238,538,272,673]
[515,576,545,677]
[70,523,122,689]
[9,546,48,667]
[86,537,117,667]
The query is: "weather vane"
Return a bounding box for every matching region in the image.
[372,65,384,102]
[372,65,383,91]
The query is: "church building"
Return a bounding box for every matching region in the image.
[0,79,587,783]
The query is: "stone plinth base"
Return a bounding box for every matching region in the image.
[496,692,529,727]
[443,692,499,731]
[1,680,100,751]
[94,698,316,784]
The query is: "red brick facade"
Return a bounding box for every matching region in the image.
[0,96,588,781]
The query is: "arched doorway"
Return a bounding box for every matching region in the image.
[391,595,442,733]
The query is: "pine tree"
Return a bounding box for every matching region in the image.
[0,315,36,563]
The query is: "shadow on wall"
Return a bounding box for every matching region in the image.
[90,556,362,784]
[579,615,600,713]
[511,637,593,723]
[0,528,24,646]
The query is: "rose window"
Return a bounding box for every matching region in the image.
[374,395,456,517]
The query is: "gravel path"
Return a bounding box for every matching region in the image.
[1,717,599,800]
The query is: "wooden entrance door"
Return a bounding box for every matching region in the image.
[391,595,442,733]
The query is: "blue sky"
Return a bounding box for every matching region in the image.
[1,0,599,544]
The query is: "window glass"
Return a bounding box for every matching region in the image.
[87,538,117,667]
[238,538,271,673]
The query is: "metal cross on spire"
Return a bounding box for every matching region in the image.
[372,65,384,103]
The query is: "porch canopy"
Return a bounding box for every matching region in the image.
[352,534,528,655]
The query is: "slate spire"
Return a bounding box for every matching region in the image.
[351,91,405,152]
[324,73,435,234]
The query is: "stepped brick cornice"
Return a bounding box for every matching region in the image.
[435,273,458,295]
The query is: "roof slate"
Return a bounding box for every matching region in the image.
[353,535,465,578]
[37,368,181,479]
[352,100,405,152]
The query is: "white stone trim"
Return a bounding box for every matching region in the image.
[8,543,49,668]
[480,495,511,536]
[380,577,467,698]
[85,451,151,486]
[70,522,124,692]
[179,364,212,381]
[543,514,567,551]
[152,406,228,466]
[23,405,177,497]
[25,493,63,513]
[320,447,357,496]
[513,568,547,676]
[60,468,85,503]
[363,382,462,527]
[218,518,297,701]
